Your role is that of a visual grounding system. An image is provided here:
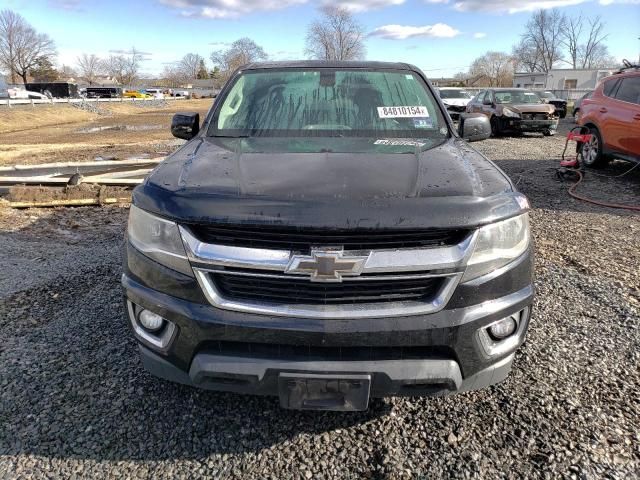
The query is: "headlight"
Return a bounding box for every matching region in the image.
[462,214,530,282]
[502,107,520,118]
[127,205,193,277]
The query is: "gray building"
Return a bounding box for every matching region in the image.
[513,68,616,90]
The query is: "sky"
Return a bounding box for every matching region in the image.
[3,0,640,78]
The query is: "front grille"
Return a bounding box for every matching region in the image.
[188,224,469,252]
[521,113,550,120]
[211,272,444,305]
[447,105,467,113]
[199,341,454,361]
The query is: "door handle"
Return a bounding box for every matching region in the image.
[599,107,608,113]
[634,114,640,120]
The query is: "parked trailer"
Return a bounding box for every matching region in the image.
[86,87,123,98]
[25,82,79,98]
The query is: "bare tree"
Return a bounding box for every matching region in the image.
[121,47,144,85]
[574,16,609,68]
[0,9,56,84]
[0,10,19,83]
[452,71,468,86]
[161,63,186,88]
[102,47,144,86]
[102,55,122,83]
[77,53,102,85]
[178,53,203,81]
[58,64,76,79]
[579,43,617,69]
[305,6,366,61]
[571,16,612,68]
[469,51,514,87]
[519,9,565,73]
[210,38,267,82]
[561,15,583,69]
[512,38,544,73]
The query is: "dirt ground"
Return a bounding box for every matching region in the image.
[0,98,213,165]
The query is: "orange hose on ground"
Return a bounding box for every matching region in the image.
[568,170,640,212]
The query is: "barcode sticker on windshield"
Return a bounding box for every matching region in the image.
[375,139,426,147]
[377,106,429,118]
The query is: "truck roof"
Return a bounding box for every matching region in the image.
[241,60,421,72]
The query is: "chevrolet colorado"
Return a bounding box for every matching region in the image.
[123,61,534,411]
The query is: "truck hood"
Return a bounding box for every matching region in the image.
[134,136,525,230]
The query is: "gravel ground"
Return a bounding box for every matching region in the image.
[0,120,638,479]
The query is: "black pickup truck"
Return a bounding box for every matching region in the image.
[122,61,534,411]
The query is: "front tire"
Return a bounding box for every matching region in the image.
[543,129,555,137]
[581,127,608,168]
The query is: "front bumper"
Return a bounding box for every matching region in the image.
[498,117,559,132]
[122,242,534,401]
[139,343,516,398]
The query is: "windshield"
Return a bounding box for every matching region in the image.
[209,69,448,140]
[494,90,543,104]
[439,89,473,99]
[539,92,554,99]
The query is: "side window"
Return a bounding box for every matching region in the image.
[614,77,640,105]
[473,91,483,103]
[602,79,620,98]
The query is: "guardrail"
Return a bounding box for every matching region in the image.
[0,158,165,186]
[0,96,187,107]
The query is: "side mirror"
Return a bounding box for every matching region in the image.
[171,112,200,140]
[458,113,491,142]
[482,98,493,106]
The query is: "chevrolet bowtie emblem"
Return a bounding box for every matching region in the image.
[285,249,368,283]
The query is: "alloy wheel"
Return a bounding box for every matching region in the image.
[583,134,599,165]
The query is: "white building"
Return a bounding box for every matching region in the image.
[513,68,617,90]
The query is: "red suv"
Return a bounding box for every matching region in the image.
[578,63,640,168]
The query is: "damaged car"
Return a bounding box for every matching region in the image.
[436,87,474,121]
[538,91,567,118]
[123,61,534,411]
[467,88,559,136]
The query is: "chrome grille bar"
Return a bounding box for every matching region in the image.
[178,225,477,318]
[196,267,454,282]
[180,226,477,274]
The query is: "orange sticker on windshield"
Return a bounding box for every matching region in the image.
[377,106,429,118]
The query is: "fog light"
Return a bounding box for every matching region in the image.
[488,316,517,340]
[138,309,164,332]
